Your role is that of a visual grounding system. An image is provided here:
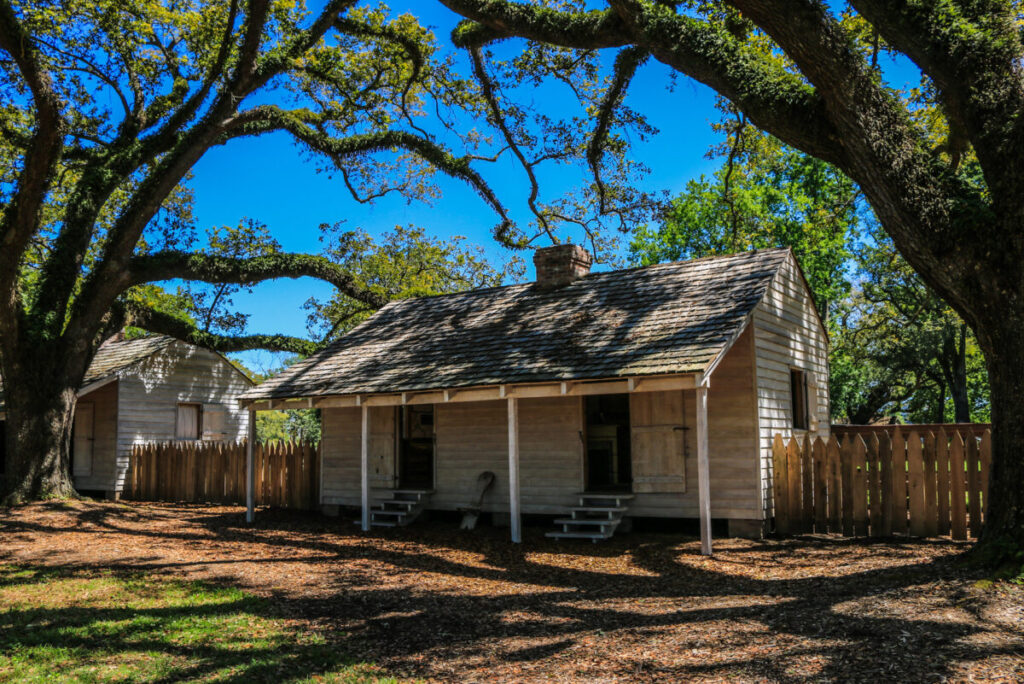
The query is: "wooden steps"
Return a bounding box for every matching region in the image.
[546,492,634,542]
[369,489,432,528]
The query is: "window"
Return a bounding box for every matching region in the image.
[175,403,202,440]
[790,369,808,430]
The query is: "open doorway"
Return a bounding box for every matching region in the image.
[398,404,434,489]
[584,394,632,492]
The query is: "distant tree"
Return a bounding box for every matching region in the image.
[630,103,857,318]
[304,224,523,341]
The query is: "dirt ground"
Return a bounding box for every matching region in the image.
[1,501,1022,682]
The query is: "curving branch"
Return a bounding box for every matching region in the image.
[126,251,390,309]
[123,302,321,355]
[587,45,646,218]
[224,105,515,243]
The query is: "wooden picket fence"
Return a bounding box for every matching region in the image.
[772,426,991,540]
[122,440,320,510]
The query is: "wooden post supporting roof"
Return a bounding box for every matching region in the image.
[361,404,370,532]
[508,397,521,543]
[245,409,256,524]
[696,385,712,555]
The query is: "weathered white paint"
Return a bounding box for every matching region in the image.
[360,404,370,532]
[696,384,712,555]
[751,252,831,523]
[67,340,251,496]
[508,397,521,543]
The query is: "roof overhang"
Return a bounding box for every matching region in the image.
[240,372,701,411]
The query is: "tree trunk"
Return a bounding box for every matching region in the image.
[0,370,79,505]
[950,324,971,423]
[973,329,1024,569]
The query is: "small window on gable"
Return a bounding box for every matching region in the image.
[176,403,202,440]
[791,369,808,430]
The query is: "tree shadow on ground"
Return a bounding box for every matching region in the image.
[2,501,1022,681]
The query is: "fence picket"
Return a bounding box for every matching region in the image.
[967,432,981,538]
[866,434,881,537]
[786,438,803,534]
[923,431,938,537]
[891,429,909,535]
[878,432,893,537]
[826,436,841,533]
[907,431,927,537]
[949,432,968,540]
[936,427,951,536]
[979,429,991,530]
[840,436,855,537]
[772,435,789,535]
[801,435,813,531]
[852,436,868,536]
[812,437,827,533]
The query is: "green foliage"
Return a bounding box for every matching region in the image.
[304,224,523,341]
[631,104,989,425]
[0,564,385,682]
[631,103,856,318]
[256,409,321,445]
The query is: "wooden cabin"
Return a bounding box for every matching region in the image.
[0,335,253,499]
[240,246,830,547]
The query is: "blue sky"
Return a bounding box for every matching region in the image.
[182,2,919,372]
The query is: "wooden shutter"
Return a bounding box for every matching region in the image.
[72,403,94,477]
[630,391,686,493]
[176,404,201,440]
[369,406,396,487]
[202,404,226,441]
[806,372,820,431]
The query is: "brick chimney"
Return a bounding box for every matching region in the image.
[533,244,593,289]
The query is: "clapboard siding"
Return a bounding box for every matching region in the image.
[752,253,831,521]
[318,331,763,521]
[72,381,119,492]
[114,341,251,493]
[320,406,361,504]
[631,325,760,519]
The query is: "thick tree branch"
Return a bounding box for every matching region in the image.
[443,1,631,49]
[847,0,1024,198]
[224,105,515,243]
[0,0,65,313]
[126,251,390,309]
[123,303,321,355]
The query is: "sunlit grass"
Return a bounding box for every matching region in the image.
[0,565,392,683]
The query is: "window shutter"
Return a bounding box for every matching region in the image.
[629,392,686,493]
[176,404,201,440]
[807,372,820,431]
[202,404,226,441]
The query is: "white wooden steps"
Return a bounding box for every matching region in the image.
[370,489,433,528]
[546,492,634,542]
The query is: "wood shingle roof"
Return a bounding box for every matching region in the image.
[242,248,791,401]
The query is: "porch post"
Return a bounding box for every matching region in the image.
[361,404,370,531]
[507,396,521,543]
[245,409,256,524]
[696,385,712,555]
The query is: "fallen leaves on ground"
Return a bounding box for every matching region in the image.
[1,501,1021,682]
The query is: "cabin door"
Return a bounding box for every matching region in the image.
[584,395,632,491]
[629,391,687,493]
[398,405,434,489]
[72,402,95,478]
[368,407,397,488]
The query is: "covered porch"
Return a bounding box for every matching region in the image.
[242,371,716,554]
